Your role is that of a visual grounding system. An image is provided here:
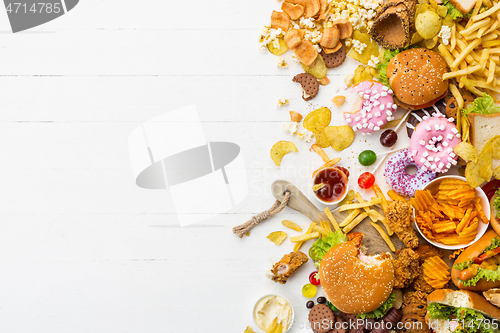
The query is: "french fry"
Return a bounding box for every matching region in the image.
[451,23,457,52]
[487,59,495,84]
[472,1,500,22]
[355,192,377,222]
[480,48,490,70]
[293,222,316,251]
[451,39,483,68]
[373,184,389,212]
[324,207,340,231]
[338,198,382,212]
[312,157,341,177]
[449,84,464,110]
[312,225,330,236]
[290,231,320,242]
[370,222,396,252]
[311,143,330,163]
[475,199,489,223]
[439,44,457,69]
[339,209,361,227]
[343,212,368,233]
[443,65,482,80]
[387,190,406,202]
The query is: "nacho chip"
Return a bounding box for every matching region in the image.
[267,231,288,245]
[271,10,290,31]
[281,2,304,20]
[284,29,304,49]
[270,141,299,166]
[302,54,327,79]
[303,107,331,133]
[454,142,478,163]
[324,125,355,151]
[294,40,318,66]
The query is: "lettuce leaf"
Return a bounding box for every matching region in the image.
[375,49,401,87]
[443,0,472,20]
[494,188,500,219]
[485,236,500,252]
[309,230,348,261]
[428,304,495,333]
[462,93,500,117]
[461,266,500,286]
[453,260,474,271]
[357,292,396,319]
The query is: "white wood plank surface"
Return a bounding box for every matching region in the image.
[0,0,413,332]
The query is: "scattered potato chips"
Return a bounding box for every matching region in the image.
[268,37,289,55]
[324,125,355,151]
[267,231,288,245]
[416,11,442,40]
[353,65,375,86]
[282,220,303,232]
[348,31,379,65]
[245,326,257,333]
[315,129,331,148]
[302,54,327,79]
[423,256,451,288]
[412,179,486,246]
[303,107,332,134]
[454,142,478,163]
[294,40,318,67]
[270,141,298,166]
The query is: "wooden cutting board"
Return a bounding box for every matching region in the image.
[272,179,454,265]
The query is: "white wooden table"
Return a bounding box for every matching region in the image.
[0,1,411,332]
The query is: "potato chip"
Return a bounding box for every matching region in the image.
[348,31,379,65]
[424,36,439,49]
[267,231,288,245]
[281,2,304,20]
[491,136,500,159]
[410,32,424,45]
[245,326,257,333]
[437,5,448,17]
[270,141,298,166]
[324,125,355,151]
[337,190,355,207]
[304,0,321,18]
[271,10,290,31]
[332,19,353,39]
[302,54,327,79]
[303,107,331,134]
[294,40,318,66]
[352,65,374,86]
[495,165,500,180]
[315,128,331,148]
[322,42,342,54]
[416,11,442,40]
[282,220,303,232]
[422,256,451,289]
[454,142,478,163]
[320,26,340,49]
[284,29,304,49]
[268,37,289,56]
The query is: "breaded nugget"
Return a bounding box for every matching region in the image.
[386,201,419,249]
[392,248,420,289]
[411,266,435,294]
[271,251,308,284]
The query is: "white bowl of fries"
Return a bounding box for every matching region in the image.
[412,175,490,250]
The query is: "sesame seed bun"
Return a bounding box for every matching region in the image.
[318,240,394,314]
[387,48,448,107]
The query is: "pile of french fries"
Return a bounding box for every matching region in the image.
[437,0,500,138]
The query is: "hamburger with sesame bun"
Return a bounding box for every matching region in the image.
[318,234,395,316]
[387,48,449,110]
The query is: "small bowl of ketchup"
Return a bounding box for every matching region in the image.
[312,167,350,205]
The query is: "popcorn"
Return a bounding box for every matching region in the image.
[283,121,298,135]
[299,130,314,142]
[352,39,367,54]
[277,57,288,68]
[367,55,379,67]
[438,25,451,46]
[277,99,289,107]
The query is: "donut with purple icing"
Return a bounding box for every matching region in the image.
[384,148,437,197]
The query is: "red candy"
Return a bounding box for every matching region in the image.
[358,172,375,189]
[309,271,320,285]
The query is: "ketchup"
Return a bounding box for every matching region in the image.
[482,179,500,201]
[314,167,349,203]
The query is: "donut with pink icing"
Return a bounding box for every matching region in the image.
[409,113,461,173]
[384,148,437,197]
[344,81,395,134]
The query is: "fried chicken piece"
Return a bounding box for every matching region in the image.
[411,266,435,294]
[392,248,420,288]
[402,291,428,308]
[386,201,419,249]
[271,251,308,284]
[347,232,364,248]
[414,244,443,265]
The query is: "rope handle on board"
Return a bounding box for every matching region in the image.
[233,191,291,238]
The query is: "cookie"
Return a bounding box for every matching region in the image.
[308,304,335,333]
[331,315,348,333]
[406,98,447,137]
[321,45,346,69]
[293,73,319,101]
[397,313,431,333]
[402,303,427,317]
[446,97,458,119]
